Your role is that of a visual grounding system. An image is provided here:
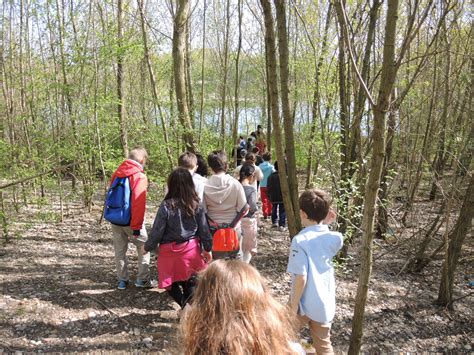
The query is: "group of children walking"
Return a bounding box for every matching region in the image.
[107,146,343,354]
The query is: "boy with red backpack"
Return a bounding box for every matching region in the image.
[105,147,150,290]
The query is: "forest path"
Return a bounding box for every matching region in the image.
[0,200,472,353]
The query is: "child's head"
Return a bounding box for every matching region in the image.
[180,260,297,354]
[244,152,256,164]
[128,147,148,166]
[178,152,197,172]
[239,163,255,183]
[262,151,272,162]
[299,188,331,224]
[165,168,199,216]
[207,150,228,173]
[195,153,208,177]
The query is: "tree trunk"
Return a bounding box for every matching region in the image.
[274,0,301,235]
[138,0,174,167]
[261,0,298,238]
[402,37,440,224]
[336,16,350,237]
[305,3,331,189]
[429,23,451,200]
[185,17,195,128]
[349,0,381,178]
[198,0,207,144]
[376,89,398,239]
[173,0,196,152]
[232,0,242,166]
[265,40,272,151]
[437,173,474,308]
[349,0,399,352]
[219,0,231,151]
[117,0,128,157]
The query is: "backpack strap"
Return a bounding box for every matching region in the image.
[229,204,250,228]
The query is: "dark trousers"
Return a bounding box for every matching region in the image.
[166,275,197,308]
[271,203,286,227]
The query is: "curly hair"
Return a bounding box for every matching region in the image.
[180,260,298,355]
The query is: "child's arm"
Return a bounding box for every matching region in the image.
[287,238,308,314]
[289,274,307,314]
[143,202,167,253]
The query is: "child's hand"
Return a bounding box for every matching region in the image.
[202,250,212,263]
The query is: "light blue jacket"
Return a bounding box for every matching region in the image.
[259,161,275,188]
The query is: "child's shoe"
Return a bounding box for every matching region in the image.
[135,279,153,288]
[271,223,278,228]
[117,280,128,290]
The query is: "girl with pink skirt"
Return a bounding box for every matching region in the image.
[143,168,212,308]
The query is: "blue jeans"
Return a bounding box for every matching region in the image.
[271,203,286,227]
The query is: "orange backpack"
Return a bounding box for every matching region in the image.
[207,206,249,253]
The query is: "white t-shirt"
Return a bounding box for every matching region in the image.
[193,173,207,203]
[287,224,343,323]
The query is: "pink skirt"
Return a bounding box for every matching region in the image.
[157,239,207,289]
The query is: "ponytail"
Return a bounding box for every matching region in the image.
[239,163,255,183]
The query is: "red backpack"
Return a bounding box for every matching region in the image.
[207,206,249,253]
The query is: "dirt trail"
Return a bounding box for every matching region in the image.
[0,201,472,353]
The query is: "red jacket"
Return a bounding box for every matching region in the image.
[109,159,147,231]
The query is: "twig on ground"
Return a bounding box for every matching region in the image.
[75,292,131,326]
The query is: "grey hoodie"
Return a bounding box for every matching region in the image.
[204,173,247,224]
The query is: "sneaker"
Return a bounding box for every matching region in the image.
[278,226,287,232]
[117,280,128,290]
[135,279,153,288]
[271,223,278,228]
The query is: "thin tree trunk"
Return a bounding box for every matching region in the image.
[198,0,207,144]
[173,0,196,152]
[349,0,381,177]
[275,0,301,235]
[232,0,243,166]
[429,24,451,200]
[261,0,298,238]
[402,38,440,224]
[138,0,174,167]
[0,191,8,244]
[349,0,399,352]
[305,3,331,189]
[185,16,195,128]
[117,0,128,157]
[336,15,350,238]
[437,173,474,308]
[376,89,398,239]
[265,40,272,151]
[219,0,231,150]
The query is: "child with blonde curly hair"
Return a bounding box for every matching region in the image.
[180,260,304,354]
